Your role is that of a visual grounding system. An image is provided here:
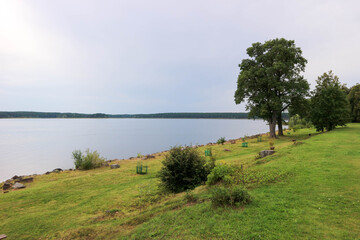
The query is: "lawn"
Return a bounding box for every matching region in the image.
[0,125,359,239]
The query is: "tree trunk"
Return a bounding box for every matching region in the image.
[269,114,277,138]
[277,114,283,136]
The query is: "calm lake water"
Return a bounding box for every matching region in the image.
[0,119,269,181]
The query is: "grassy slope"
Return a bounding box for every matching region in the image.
[0,125,359,239]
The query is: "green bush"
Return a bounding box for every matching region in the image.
[72,150,83,169]
[204,155,216,174]
[158,146,210,193]
[72,149,105,170]
[206,164,234,186]
[217,137,226,145]
[210,186,252,207]
[289,114,312,130]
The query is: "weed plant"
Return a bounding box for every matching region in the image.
[217,137,226,145]
[72,149,105,170]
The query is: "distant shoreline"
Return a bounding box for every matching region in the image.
[0,111,289,119]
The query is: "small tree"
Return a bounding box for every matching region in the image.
[348,84,360,122]
[310,71,350,131]
[158,146,209,193]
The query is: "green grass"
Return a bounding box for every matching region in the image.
[1,125,360,239]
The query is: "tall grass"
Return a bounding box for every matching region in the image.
[72,149,105,170]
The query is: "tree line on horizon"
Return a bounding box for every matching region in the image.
[234,38,360,137]
[0,112,108,119]
[0,111,290,119]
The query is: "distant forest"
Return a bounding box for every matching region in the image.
[0,111,289,119]
[0,112,108,118]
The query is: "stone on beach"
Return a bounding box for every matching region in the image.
[0,234,8,239]
[12,175,21,180]
[141,155,155,160]
[12,182,26,189]
[110,164,120,169]
[2,183,11,191]
[259,150,275,158]
[17,177,33,183]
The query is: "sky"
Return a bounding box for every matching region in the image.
[0,0,359,114]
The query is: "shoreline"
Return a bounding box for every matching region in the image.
[0,131,272,185]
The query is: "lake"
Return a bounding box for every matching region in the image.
[0,119,269,181]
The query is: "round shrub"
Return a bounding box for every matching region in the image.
[210,186,252,207]
[158,146,208,193]
[206,164,235,186]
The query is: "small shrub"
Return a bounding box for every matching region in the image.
[72,150,83,169]
[289,114,312,130]
[205,155,216,174]
[217,137,226,145]
[210,186,252,207]
[72,149,105,170]
[158,146,208,193]
[206,164,234,186]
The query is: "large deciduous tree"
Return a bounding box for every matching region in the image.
[310,71,350,131]
[234,38,309,138]
[348,84,360,122]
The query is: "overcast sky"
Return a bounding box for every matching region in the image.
[0,0,359,114]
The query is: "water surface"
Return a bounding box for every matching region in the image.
[0,119,269,181]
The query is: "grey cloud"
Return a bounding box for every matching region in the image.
[0,0,359,113]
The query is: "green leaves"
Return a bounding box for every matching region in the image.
[158,146,210,193]
[72,149,105,170]
[235,38,309,137]
[310,71,350,131]
[348,84,360,122]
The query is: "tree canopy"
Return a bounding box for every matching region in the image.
[348,84,360,122]
[310,71,350,131]
[234,38,309,138]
